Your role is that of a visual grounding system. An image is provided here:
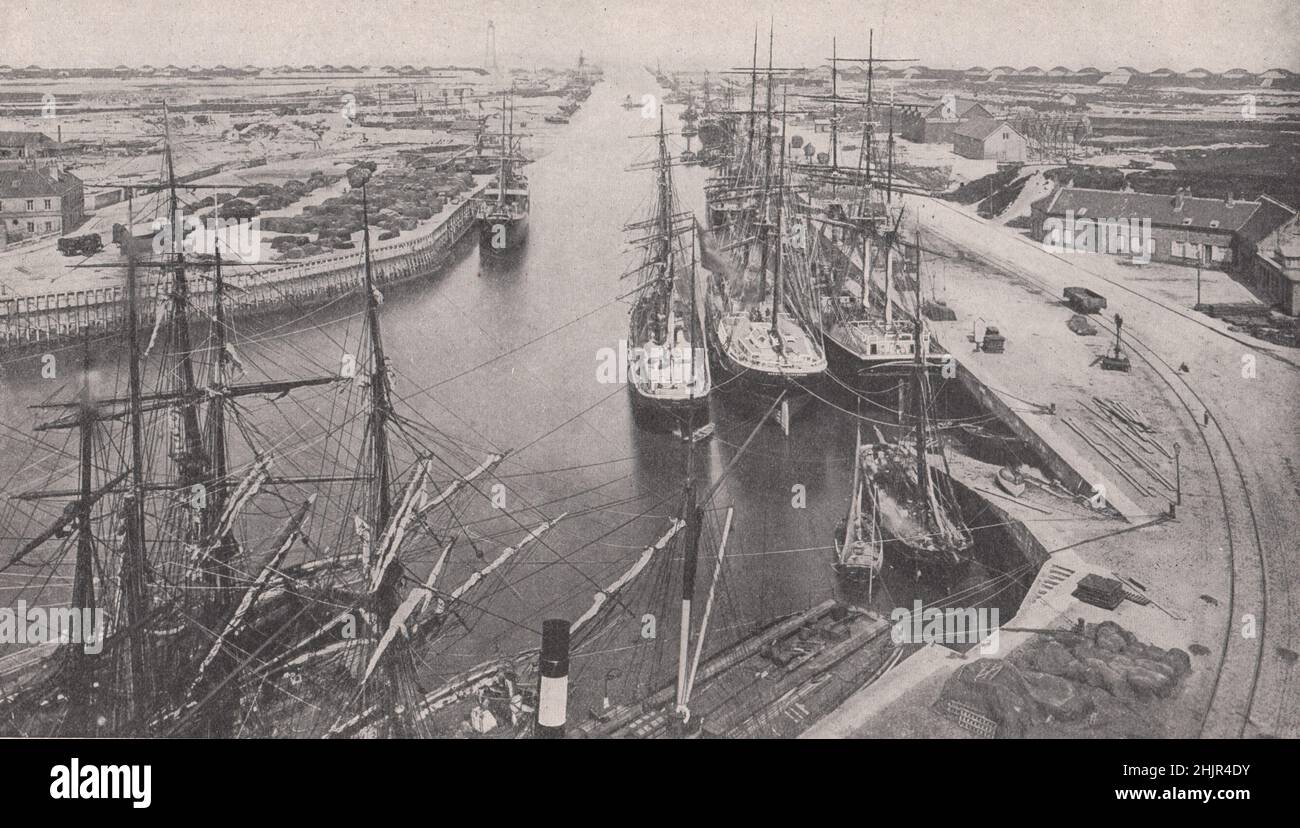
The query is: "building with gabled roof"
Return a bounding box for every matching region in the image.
[1236,195,1300,313]
[0,131,57,162]
[902,97,992,143]
[953,119,1026,161]
[0,165,86,239]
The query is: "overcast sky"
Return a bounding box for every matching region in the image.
[3,0,1297,73]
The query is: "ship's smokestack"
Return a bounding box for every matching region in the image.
[535,618,570,738]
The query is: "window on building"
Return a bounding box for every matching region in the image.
[43,199,51,210]
[44,220,52,231]
[26,221,35,233]
[1171,240,1185,258]
[25,199,34,211]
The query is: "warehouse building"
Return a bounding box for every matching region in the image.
[1031,186,1300,313]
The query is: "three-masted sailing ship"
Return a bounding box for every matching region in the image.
[793,32,922,372]
[625,110,711,429]
[701,32,826,431]
[0,117,550,739]
[477,95,530,253]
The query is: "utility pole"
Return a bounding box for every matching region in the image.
[1196,249,1203,307]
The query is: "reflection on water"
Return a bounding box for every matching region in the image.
[0,70,1035,707]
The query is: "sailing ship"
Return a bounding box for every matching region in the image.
[794,33,922,372]
[0,116,550,739]
[849,234,973,577]
[477,95,530,253]
[701,32,826,431]
[625,110,711,429]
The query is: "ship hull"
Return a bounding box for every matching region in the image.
[705,331,817,419]
[866,458,975,578]
[628,383,711,432]
[478,213,529,254]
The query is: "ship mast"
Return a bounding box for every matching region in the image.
[771,86,788,340]
[887,89,895,202]
[746,26,758,179]
[121,202,154,724]
[831,37,838,170]
[658,108,674,272]
[66,331,97,719]
[497,95,507,206]
[758,26,775,291]
[912,230,930,508]
[358,170,393,529]
[206,205,234,576]
[162,104,208,493]
[673,235,702,730]
[860,30,875,204]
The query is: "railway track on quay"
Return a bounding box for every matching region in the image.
[910,196,1292,738]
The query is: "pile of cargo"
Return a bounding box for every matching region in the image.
[187,172,338,221]
[257,164,475,256]
[934,620,1192,738]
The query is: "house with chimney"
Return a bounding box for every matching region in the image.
[0,165,86,240]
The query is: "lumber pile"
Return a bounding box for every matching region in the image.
[1060,397,1175,500]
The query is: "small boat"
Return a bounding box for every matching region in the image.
[544,114,569,124]
[995,466,1026,497]
[835,424,884,583]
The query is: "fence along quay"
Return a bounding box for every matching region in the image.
[0,188,483,355]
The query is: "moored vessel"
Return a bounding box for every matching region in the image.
[625,110,712,429]
[477,95,530,254]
